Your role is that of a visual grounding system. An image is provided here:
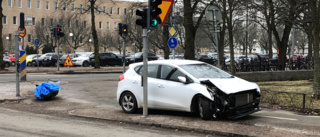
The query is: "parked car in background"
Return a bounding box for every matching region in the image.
[195,54,217,65]
[2,57,11,67]
[8,54,16,66]
[42,53,63,67]
[125,52,158,65]
[89,52,122,66]
[26,54,39,66]
[59,54,80,67]
[72,52,93,67]
[32,54,47,66]
[117,60,261,120]
[225,54,248,66]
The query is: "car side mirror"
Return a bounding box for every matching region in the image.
[178,76,190,84]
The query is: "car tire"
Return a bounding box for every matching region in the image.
[82,61,89,67]
[198,97,213,120]
[120,92,138,114]
[27,62,31,67]
[4,62,10,68]
[11,61,15,66]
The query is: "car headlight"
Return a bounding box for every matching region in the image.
[207,87,217,100]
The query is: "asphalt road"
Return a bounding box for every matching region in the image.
[1,73,320,136]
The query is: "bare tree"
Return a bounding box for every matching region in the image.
[0,1,5,69]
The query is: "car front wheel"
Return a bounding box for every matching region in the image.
[198,97,214,120]
[4,62,10,68]
[120,92,138,113]
[82,61,89,67]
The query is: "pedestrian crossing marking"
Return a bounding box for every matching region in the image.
[64,55,73,67]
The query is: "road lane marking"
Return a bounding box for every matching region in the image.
[259,115,297,121]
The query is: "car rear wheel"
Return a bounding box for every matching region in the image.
[11,61,15,66]
[198,97,213,120]
[120,92,138,113]
[82,61,89,67]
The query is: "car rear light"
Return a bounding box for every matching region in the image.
[119,74,125,81]
[196,58,200,60]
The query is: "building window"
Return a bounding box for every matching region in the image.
[114,22,117,30]
[8,34,12,41]
[80,4,83,13]
[8,0,12,7]
[37,1,40,9]
[50,18,53,26]
[28,34,31,42]
[18,0,22,8]
[117,8,120,15]
[27,0,31,8]
[13,16,17,25]
[84,21,87,28]
[80,36,83,44]
[131,9,134,16]
[3,16,7,24]
[32,17,36,25]
[46,35,49,43]
[41,18,45,26]
[46,1,49,10]
[124,8,127,15]
[110,7,113,14]
[87,5,91,13]
[54,2,58,10]
[63,3,66,10]
[99,21,102,29]
[103,6,106,14]
[107,22,109,30]
[76,20,79,27]
[71,4,75,11]
[95,6,98,13]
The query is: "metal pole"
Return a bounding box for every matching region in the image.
[245,1,248,57]
[142,29,148,117]
[22,37,24,50]
[213,10,220,68]
[14,30,20,97]
[291,27,295,69]
[36,45,39,71]
[122,36,126,73]
[172,0,175,60]
[57,37,59,71]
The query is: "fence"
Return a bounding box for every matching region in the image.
[260,91,317,112]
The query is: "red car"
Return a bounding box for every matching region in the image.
[8,54,16,66]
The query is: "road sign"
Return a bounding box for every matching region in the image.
[159,0,174,26]
[205,5,222,25]
[64,55,73,67]
[34,38,39,46]
[168,37,178,49]
[18,26,26,38]
[25,15,33,26]
[169,27,176,36]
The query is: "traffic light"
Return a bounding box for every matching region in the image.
[122,24,128,36]
[136,8,148,28]
[150,0,162,28]
[118,23,123,36]
[51,28,57,37]
[56,25,65,37]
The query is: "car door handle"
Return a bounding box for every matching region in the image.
[158,84,164,88]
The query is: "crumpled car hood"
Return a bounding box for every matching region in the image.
[206,77,259,94]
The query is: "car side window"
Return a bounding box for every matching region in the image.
[136,65,159,78]
[161,65,185,82]
[110,53,116,58]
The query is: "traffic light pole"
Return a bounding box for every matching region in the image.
[122,36,126,73]
[56,37,60,71]
[142,28,148,117]
[14,30,20,97]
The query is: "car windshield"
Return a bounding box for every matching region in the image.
[79,53,91,57]
[179,63,232,79]
[130,52,142,57]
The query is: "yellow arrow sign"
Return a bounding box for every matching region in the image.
[159,0,174,26]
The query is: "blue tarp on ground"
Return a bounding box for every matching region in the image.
[34,82,60,100]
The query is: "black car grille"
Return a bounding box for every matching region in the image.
[228,89,260,108]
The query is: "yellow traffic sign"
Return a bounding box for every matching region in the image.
[64,55,73,67]
[169,27,176,36]
[159,0,174,26]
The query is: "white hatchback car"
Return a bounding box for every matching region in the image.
[116,60,261,120]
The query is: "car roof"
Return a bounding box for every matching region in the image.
[129,60,203,68]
